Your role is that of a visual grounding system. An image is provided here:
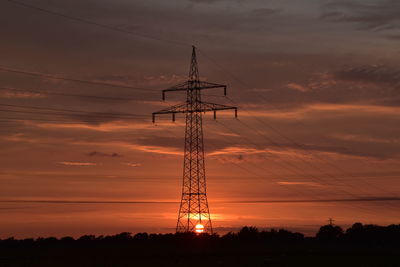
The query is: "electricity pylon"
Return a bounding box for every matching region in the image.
[152,46,237,234]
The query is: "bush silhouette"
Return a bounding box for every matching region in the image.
[316,224,344,241]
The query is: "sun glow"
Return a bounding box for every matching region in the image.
[195,224,204,234]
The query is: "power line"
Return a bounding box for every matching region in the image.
[212,117,400,212]
[0,103,147,118]
[0,66,228,101]
[214,118,400,213]
[215,120,361,194]
[0,85,225,101]
[202,124,327,200]
[0,65,159,92]
[220,117,396,202]
[198,50,392,196]
[6,0,190,47]
[0,115,177,125]
[0,117,137,124]
[203,123,399,215]
[0,86,138,101]
[159,121,339,211]
[0,109,145,121]
[227,97,390,196]
[233,118,372,193]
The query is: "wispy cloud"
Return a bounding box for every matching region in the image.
[0,90,46,99]
[332,133,400,145]
[72,140,183,156]
[144,74,186,86]
[321,0,400,33]
[250,7,282,17]
[238,103,400,120]
[122,162,141,167]
[58,161,97,166]
[2,197,400,204]
[208,146,269,157]
[277,181,322,187]
[287,83,309,92]
[214,131,240,137]
[88,151,122,157]
[187,0,226,4]
[333,65,400,87]
[30,120,181,132]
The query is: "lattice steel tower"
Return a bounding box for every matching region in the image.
[152,46,237,233]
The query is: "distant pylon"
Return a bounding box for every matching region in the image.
[152,46,237,234]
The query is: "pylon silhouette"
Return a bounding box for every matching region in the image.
[152,46,237,233]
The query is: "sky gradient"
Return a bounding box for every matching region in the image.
[0,0,400,238]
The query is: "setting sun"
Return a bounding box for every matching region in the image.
[195,224,204,234]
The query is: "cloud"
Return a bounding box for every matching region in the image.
[251,8,282,17]
[215,131,240,137]
[144,74,186,87]
[321,0,400,34]
[58,161,97,166]
[187,0,226,3]
[29,120,156,132]
[87,151,122,157]
[208,146,269,157]
[226,197,400,204]
[238,103,400,121]
[332,133,400,145]
[71,140,183,156]
[0,90,46,99]
[3,197,400,204]
[386,34,400,40]
[333,65,400,87]
[122,162,142,167]
[277,181,322,187]
[287,82,309,92]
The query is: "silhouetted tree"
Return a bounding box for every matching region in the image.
[238,226,259,241]
[316,224,343,241]
[78,235,95,242]
[133,232,149,241]
[60,236,74,242]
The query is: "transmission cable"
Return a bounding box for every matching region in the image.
[5,0,190,48]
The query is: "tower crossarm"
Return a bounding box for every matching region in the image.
[152,102,187,122]
[200,101,236,112]
[162,81,227,100]
[200,101,237,119]
[152,101,237,122]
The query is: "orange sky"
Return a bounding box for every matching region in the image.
[1,0,400,238]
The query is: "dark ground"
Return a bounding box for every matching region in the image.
[1,224,400,267]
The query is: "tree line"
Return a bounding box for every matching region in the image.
[1,222,400,246]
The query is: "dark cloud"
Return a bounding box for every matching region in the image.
[331,64,400,106]
[65,113,142,125]
[87,151,122,157]
[250,7,282,17]
[187,0,225,3]
[333,65,400,87]
[321,0,400,33]
[386,34,400,40]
